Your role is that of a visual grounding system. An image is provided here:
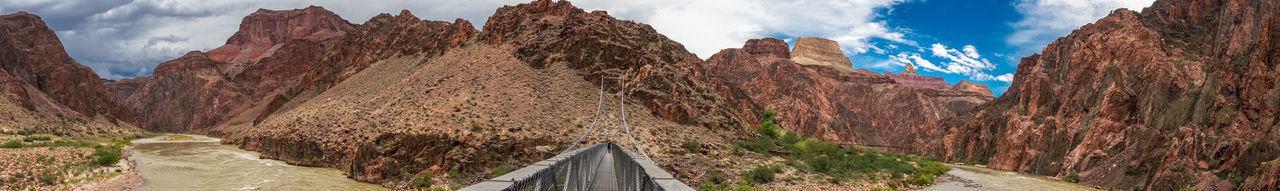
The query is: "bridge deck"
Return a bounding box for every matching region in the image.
[589,149,618,190]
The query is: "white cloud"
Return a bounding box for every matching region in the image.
[574,0,912,58]
[1007,0,1155,55]
[4,0,523,79]
[888,43,1011,82]
[5,0,913,79]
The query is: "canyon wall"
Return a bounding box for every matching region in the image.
[0,12,140,135]
[937,0,1280,190]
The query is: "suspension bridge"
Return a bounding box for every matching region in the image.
[461,76,694,191]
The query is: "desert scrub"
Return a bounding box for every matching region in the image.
[730,109,950,187]
[22,136,51,142]
[683,138,701,153]
[411,172,433,188]
[742,165,778,184]
[1063,172,1080,183]
[491,164,516,178]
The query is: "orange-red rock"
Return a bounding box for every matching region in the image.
[0,12,135,125]
[937,0,1280,190]
[790,37,852,71]
[700,38,993,147]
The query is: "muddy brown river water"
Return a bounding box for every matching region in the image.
[129,135,387,191]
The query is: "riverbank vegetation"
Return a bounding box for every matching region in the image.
[0,133,160,190]
[699,109,949,190]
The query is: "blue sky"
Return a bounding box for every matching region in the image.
[1,0,1157,96]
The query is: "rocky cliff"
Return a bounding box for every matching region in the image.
[0,12,140,135]
[937,0,1280,190]
[790,37,854,71]
[109,6,367,132]
[701,37,992,148]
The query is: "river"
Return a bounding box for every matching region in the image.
[919,164,1098,191]
[129,135,387,191]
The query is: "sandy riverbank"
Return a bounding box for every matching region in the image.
[73,146,145,191]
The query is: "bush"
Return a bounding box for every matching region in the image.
[683,138,701,153]
[705,170,728,184]
[734,139,775,154]
[23,136,51,142]
[91,141,127,166]
[779,131,801,145]
[2,140,21,148]
[906,173,934,185]
[470,121,482,131]
[1063,172,1080,183]
[37,172,57,185]
[1231,175,1245,186]
[412,172,433,188]
[755,120,780,139]
[491,164,516,178]
[742,166,777,184]
[794,138,839,156]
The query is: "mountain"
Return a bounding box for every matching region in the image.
[0,12,140,136]
[108,6,361,132]
[700,37,993,148]
[936,0,1280,190]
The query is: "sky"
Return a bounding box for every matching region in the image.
[0,0,1158,96]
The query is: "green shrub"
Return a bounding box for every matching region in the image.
[755,120,780,139]
[734,139,775,154]
[1231,175,1245,186]
[470,121,482,131]
[411,172,433,188]
[683,138,701,153]
[2,140,21,148]
[742,166,777,184]
[37,172,57,185]
[91,142,126,166]
[1063,172,1080,183]
[795,138,839,156]
[1178,188,1193,191]
[755,109,784,139]
[779,131,801,145]
[17,129,34,135]
[706,170,727,184]
[23,136,51,142]
[491,164,516,178]
[906,173,934,186]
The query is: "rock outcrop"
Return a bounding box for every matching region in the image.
[742,38,790,58]
[478,0,743,130]
[700,38,993,148]
[937,0,1280,190]
[0,12,140,135]
[790,37,853,71]
[881,63,995,97]
[207,6,355,64]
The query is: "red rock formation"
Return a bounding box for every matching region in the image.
[790,37,853,71]
[207,6,355,64]
[478,0,743,130]
[111,6,476,132]
[701,38,993,147]
[938,0,1280,190]
[742,38,789,58]
[952,80,993,97]
[880,63,995,97]
[0,12,135,124]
